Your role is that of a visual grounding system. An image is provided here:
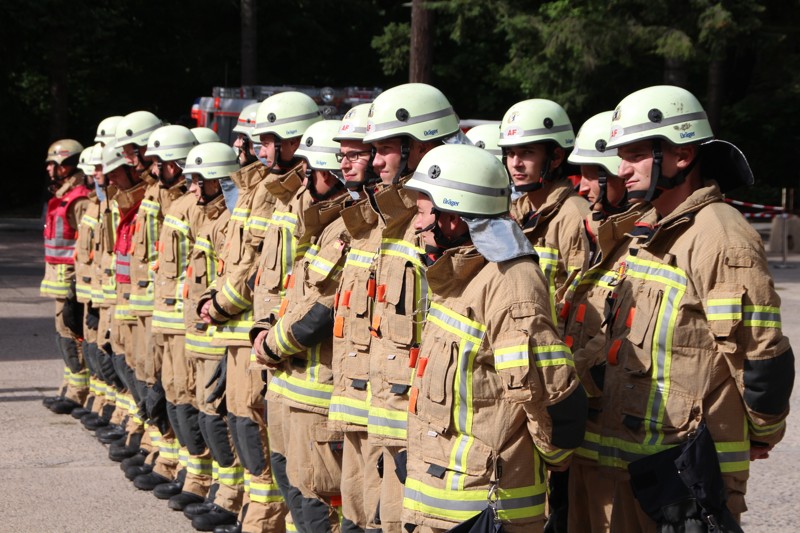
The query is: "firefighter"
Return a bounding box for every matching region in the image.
[498,99,590,329]
[402,144,587,533]
[498,99,591,530]
[192,127,221,144]
[359,82,463,533]
[41,138,92,415]
[250,119,348,532]
[600,85,794,531]
[108,110,167,467]
[196,92,317,532]
[323,103,384,532]
[560,111,646,533]
[130,125,200,495]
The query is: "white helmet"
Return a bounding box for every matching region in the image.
[231,103,260,138]
[115,111,162,149]
[465,124,502,160]
[251,91,322,139]
[363,83,459,143]
[295,120,342,171]
[191,127,221,144]
[77,146,96,174]
[102,144,129,174]
[45,139,83,165]
[183,142,240,180]
[333,104,371,142]
[88,143,104,167]
[607,85,713,149]
[145,125,198,162]
[568,111,620,176]
[95,116,124,145]
[498,99,574,149]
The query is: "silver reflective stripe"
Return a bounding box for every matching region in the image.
[410,172,510,197]
[500,123,572,140]
[120,121,161,143]
[255,111,321,130]
[302,144,340,154]
[367,413,407,431]
[270,375,332,401]
[329,402,369,420]
[571,146,618,159]
[613,111,708,137]
[371,107,455,133]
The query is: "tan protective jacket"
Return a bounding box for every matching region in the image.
[152,190,201,334]
[256,195,348,415]
[75,192,101,304]
[562,204,651,463]
[185,196,229,359]
[89,187,119,308]
[403,245,586,530]
[129,173,184,315]
[200,161,276,347]
[598,182,794,513]
[510,180,591,328]
[369,177,427,447]
[328,198,382,432]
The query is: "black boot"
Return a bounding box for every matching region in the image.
[125,463,153,481]
[169,491,205,511]
[49,397,82,415]
[133,471,171,491]
[192,506,237,532]
[120,451,147,471]
[96,425,126,444]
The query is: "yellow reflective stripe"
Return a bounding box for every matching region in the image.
[40,279,70,296]
[345,248,377,269]
[286,518,298,532]
[368,406,408,439]
[114,304,138,322]
[493,345,528,370]
[427,302,486,345]
[187,457,213,476]
[538,447,573,465]
[179,448,190,468]
[246,215,270,233]
[231,207,250,223]
[76,282,92,299]
[380,238,424,267]
[186,331,227,356]
[749,418,786,437]
[598,435,749,473]
[575,430,600,461]
[706,298,742,321]
[80,214,99,228]
[221,278,252,310]
[308,250,338,278]
[533,245,559,323]
[248,480,284,503]
[270,210,299,229]
[68,369,90,387]
[129,287,155,311]
[152,309,185,330]
[328,395,369,426]
[531,344,573,368]
[404,477,546,522]
[164,214,190,235]
[624,254,688,290]
[270,371,333,409]
[274,317,302,354]
[743,305,781,328]
[218,464,245,486]
[213,310,254,341]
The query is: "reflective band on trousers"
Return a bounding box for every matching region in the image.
[187,456,213,476]
[218,464,245,486]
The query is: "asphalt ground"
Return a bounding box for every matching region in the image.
[0,219,797,531]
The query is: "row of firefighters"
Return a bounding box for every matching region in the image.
[40,82,793,533]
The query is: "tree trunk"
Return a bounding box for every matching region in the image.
[706,56,724,134]
[49,57,69,139]
[663,57,688,87]
[409,0,434,83]
[241,0,258,86]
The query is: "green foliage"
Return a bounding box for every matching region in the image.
[372,22,411,76]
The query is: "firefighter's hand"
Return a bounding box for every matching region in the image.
[200,300,213,324]
[546,456,572,472]
[750,444,773,461]
[253,330,269,358]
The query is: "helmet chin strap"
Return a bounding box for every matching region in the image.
[239,136,259,167]
[306,169,345,202]
[503,144,557,193]
[414,209,470,263]
[390,137,410,185]
[591,171,629,221]
[628,140,699,202]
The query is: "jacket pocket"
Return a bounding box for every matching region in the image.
[159,231,179,279]
[422,433,493,480]
[383,262,419,346]
[417,337,455,432]
[620,381,700,433]
[622,286,662,375]
[343,271,372,349]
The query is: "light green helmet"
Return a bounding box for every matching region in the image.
[333,104,371,142]
[498,99,574,149]
[251,91,322,139]
[102,144,129,174]
[568,111,620,176]
[191,127,221,144]
[183,142,240,180]
[145,125,198,162]
[95,116,124,145]
[465,124,502,160]
[295,120,342,171]
[77,146,95,174]
[45,139,83,164]
[363,83,459,143]
[88,143,104,167]
[405,144,511,217]
[606,85,714,149]
[231,103,260,137]
[115,111,162,149]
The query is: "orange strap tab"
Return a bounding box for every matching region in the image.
[559,300,572,320]
[150,260,159,272]
[408,346,420,368]
[334,292,340,310]
[576,304,587,324]
[367,278,376,299]
[626,307,636,328]
[377,284,387,303]
[408,386,419,414]
[283,274,293,290]
[278,298,289,318]
[333,316,345,338]
[341,290,352,308]
[564,335,574,349]
[416,357,429,378]
[370,315,381,338]
[217,258,225,276]
[329,495,343,508]
[608,339,622,365]
[255,267,262,288]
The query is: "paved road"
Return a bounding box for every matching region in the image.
[0,219,797,531]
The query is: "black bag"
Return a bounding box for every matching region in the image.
[63,279,85,338]
[445,506,505,533]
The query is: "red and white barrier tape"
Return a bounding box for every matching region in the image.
[725,198,785,211]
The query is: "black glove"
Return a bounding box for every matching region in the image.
[205,356,227,404]
[85,304,100,330]
[146,379,168,424]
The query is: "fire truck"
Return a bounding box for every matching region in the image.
[191,85,383,144]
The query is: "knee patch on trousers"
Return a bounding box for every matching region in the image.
[175,403,206,455]
[230,413,267,475]
[199,411,235,467]
[57,335,83,374]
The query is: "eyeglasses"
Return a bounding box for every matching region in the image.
[335,150,371,163]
